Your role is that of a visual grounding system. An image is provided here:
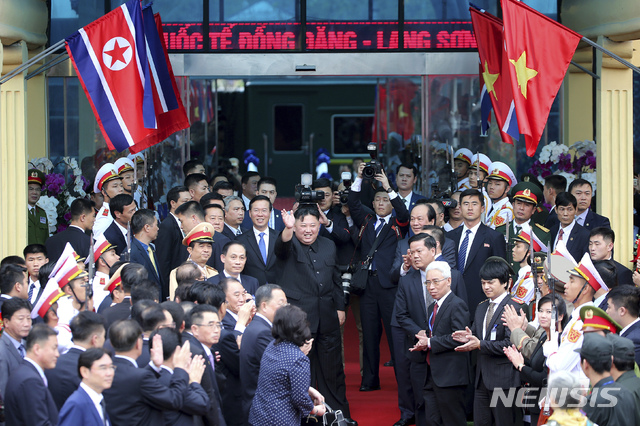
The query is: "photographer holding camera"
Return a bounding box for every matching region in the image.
[348,156,409,393]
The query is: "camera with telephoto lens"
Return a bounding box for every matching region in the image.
[362,142,383,179]
[294,173,325,205]
[339,172,352,206]
[339,265,353,306]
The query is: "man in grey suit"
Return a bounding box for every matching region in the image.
[0,298,32,401]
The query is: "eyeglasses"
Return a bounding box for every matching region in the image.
[424,278,448,286]
[194,322,222,330]
[93,365,117,372]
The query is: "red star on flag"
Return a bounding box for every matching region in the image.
[105,39,129,66]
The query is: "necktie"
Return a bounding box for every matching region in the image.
[28,282,35,302]
[558,229,564,241]
[259,232,267,264]
[515,225,522,236]
[429,302,438,337]
[208,353,216,371]
[402,198,409,209]
[375,218,385,236]
[147,246,158,274]
[485,302,495,338]
[29,207,35,216]
[458,229,471,274]
[17,344,26,358]
[100,398,108,426]
[236,228,242,236]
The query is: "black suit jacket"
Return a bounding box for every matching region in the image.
[582,209,611,230]
[103,356,189,426]
[319,207,353,266]
[236,228,279,286]
[614,260,633,285]
[239,315,273,414]
[102,298,132,329]
[275,233,344,334]
[391,237,457,283]
[427,293,472,388]
[45,226,90,261]
[471,296,520,390]
[155,214,189,289]
[544,208,559,230]
[213,328,243,426]
[348,188,410,287]
[222,224,247,241]
[158,367,211,426]
[181,332,226,426]
[622,321,640,366]
[550,223,590,263]
[45,347,83,410]
[5,360,58,425]
[129,238,165,299]
[447,223,507,317]
[103,220,128,256]
[205,231,231,274]
[394,269,431,364]
[207,273,259,295]
[518,333,548,415]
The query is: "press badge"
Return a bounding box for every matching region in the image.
[40,217,47,224]
[490,324,497,341]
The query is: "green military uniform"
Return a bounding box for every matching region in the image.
[27,168,49,245]
[496,181,550,269]
[521,173,549,226]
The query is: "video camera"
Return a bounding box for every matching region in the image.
[362,142,383,179]
[294,173,325,205]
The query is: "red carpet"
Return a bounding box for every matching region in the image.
[343,312,400,425]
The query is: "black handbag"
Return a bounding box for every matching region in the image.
[302,403,347,426]
[348,216,391,295]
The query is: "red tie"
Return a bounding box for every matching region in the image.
[558,229,564,241]
[430,302,438,337]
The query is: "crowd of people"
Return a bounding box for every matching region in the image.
[2,149,639,426]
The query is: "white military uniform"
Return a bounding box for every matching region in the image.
[93,202,112,237]
[543,301,595,377]
[510,265,534,304]
[457,177,472,191]
[485,197,513,229]
[91,270,110,308]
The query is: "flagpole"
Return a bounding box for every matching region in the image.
[0,39,66,85]
[580,36,640,76]
[569,60,599,80]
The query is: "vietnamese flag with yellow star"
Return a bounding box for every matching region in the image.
[501,0,582,156]
[470,6,519,145]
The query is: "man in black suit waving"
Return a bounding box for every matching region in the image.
[447,189,506,317]
[453,257,520,426]
[275,206,355,424]
[411,260,470,426]
[348,162,409,392]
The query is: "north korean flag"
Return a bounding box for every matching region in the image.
[65,0,159,152]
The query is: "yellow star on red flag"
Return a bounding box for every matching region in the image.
[509,51,538,98]
[482,61,500,100]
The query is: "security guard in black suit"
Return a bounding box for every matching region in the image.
[348,163,409,391]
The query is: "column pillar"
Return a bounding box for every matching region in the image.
[594,36,634,265]
[0,40,28,258]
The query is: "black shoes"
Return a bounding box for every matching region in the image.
[343,418,358,425]
[383,359,394,367]
[392,416,416,426]
[358,384,381,392]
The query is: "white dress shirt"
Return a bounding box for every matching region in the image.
[253,227,270,250]
[554,220,576,250]
[458,221,482,268]
[80,382,108,424]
